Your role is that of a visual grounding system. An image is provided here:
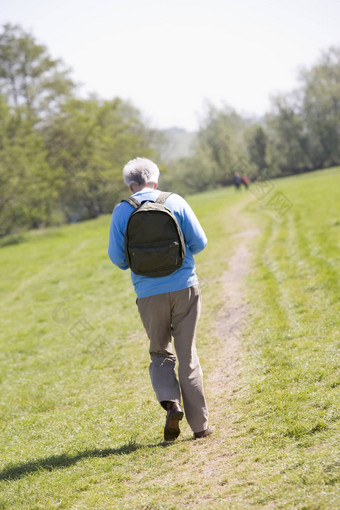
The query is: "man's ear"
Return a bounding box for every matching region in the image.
[155,182,158,189]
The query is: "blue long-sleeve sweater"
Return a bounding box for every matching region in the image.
[108,189,207,298]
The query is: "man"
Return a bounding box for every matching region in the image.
[108,157,212,441]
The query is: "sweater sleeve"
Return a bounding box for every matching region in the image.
[108,203,130,270]
[178,197,207,255]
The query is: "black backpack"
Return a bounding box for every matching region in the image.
[122,192,185,277]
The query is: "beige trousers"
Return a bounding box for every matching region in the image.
[137,285,209,433]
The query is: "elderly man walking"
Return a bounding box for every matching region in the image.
[108,157,212,441]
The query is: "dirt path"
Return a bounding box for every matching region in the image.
[210,225,260,399]
[208,197,259,404]
[183,203,260,498]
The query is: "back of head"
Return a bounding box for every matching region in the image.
[123,157,160,187]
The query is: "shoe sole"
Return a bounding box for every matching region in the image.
[194,428,213,439]
[164,410,184,441]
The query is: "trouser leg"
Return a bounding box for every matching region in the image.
[137,293,181,405]
[137,286,209,433]
[171,285,209,433]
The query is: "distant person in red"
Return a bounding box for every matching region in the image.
[241,175,250,189]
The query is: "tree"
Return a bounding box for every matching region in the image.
[300,46,340,169]
[0,24,74,121]
[245,123,269,177]
[198,104,249,185]
[164,104,256,194]
[44,97,157,222]
[0,95,59,236]
[265,47,340,175]
[266,93,311,175]
[0,25,162,235]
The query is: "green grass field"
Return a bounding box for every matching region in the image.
[0,168,339,509]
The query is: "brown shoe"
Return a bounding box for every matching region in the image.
[164,402,184,441]
[194,427,213,439]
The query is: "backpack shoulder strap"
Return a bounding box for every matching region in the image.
[156,192,173,205]
[121,197,140,210]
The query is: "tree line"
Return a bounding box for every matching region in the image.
[164,47,340,194]
[1,23,339,237]
[0,24,161,237]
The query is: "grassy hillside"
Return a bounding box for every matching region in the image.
[0,168,339,509]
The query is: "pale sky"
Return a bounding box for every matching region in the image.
[1,0,340,130]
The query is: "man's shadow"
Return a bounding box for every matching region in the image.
[0,439,192,482]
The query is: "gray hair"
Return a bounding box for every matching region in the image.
[123,157,160,186]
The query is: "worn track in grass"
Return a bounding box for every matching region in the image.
[171,199,260,505]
